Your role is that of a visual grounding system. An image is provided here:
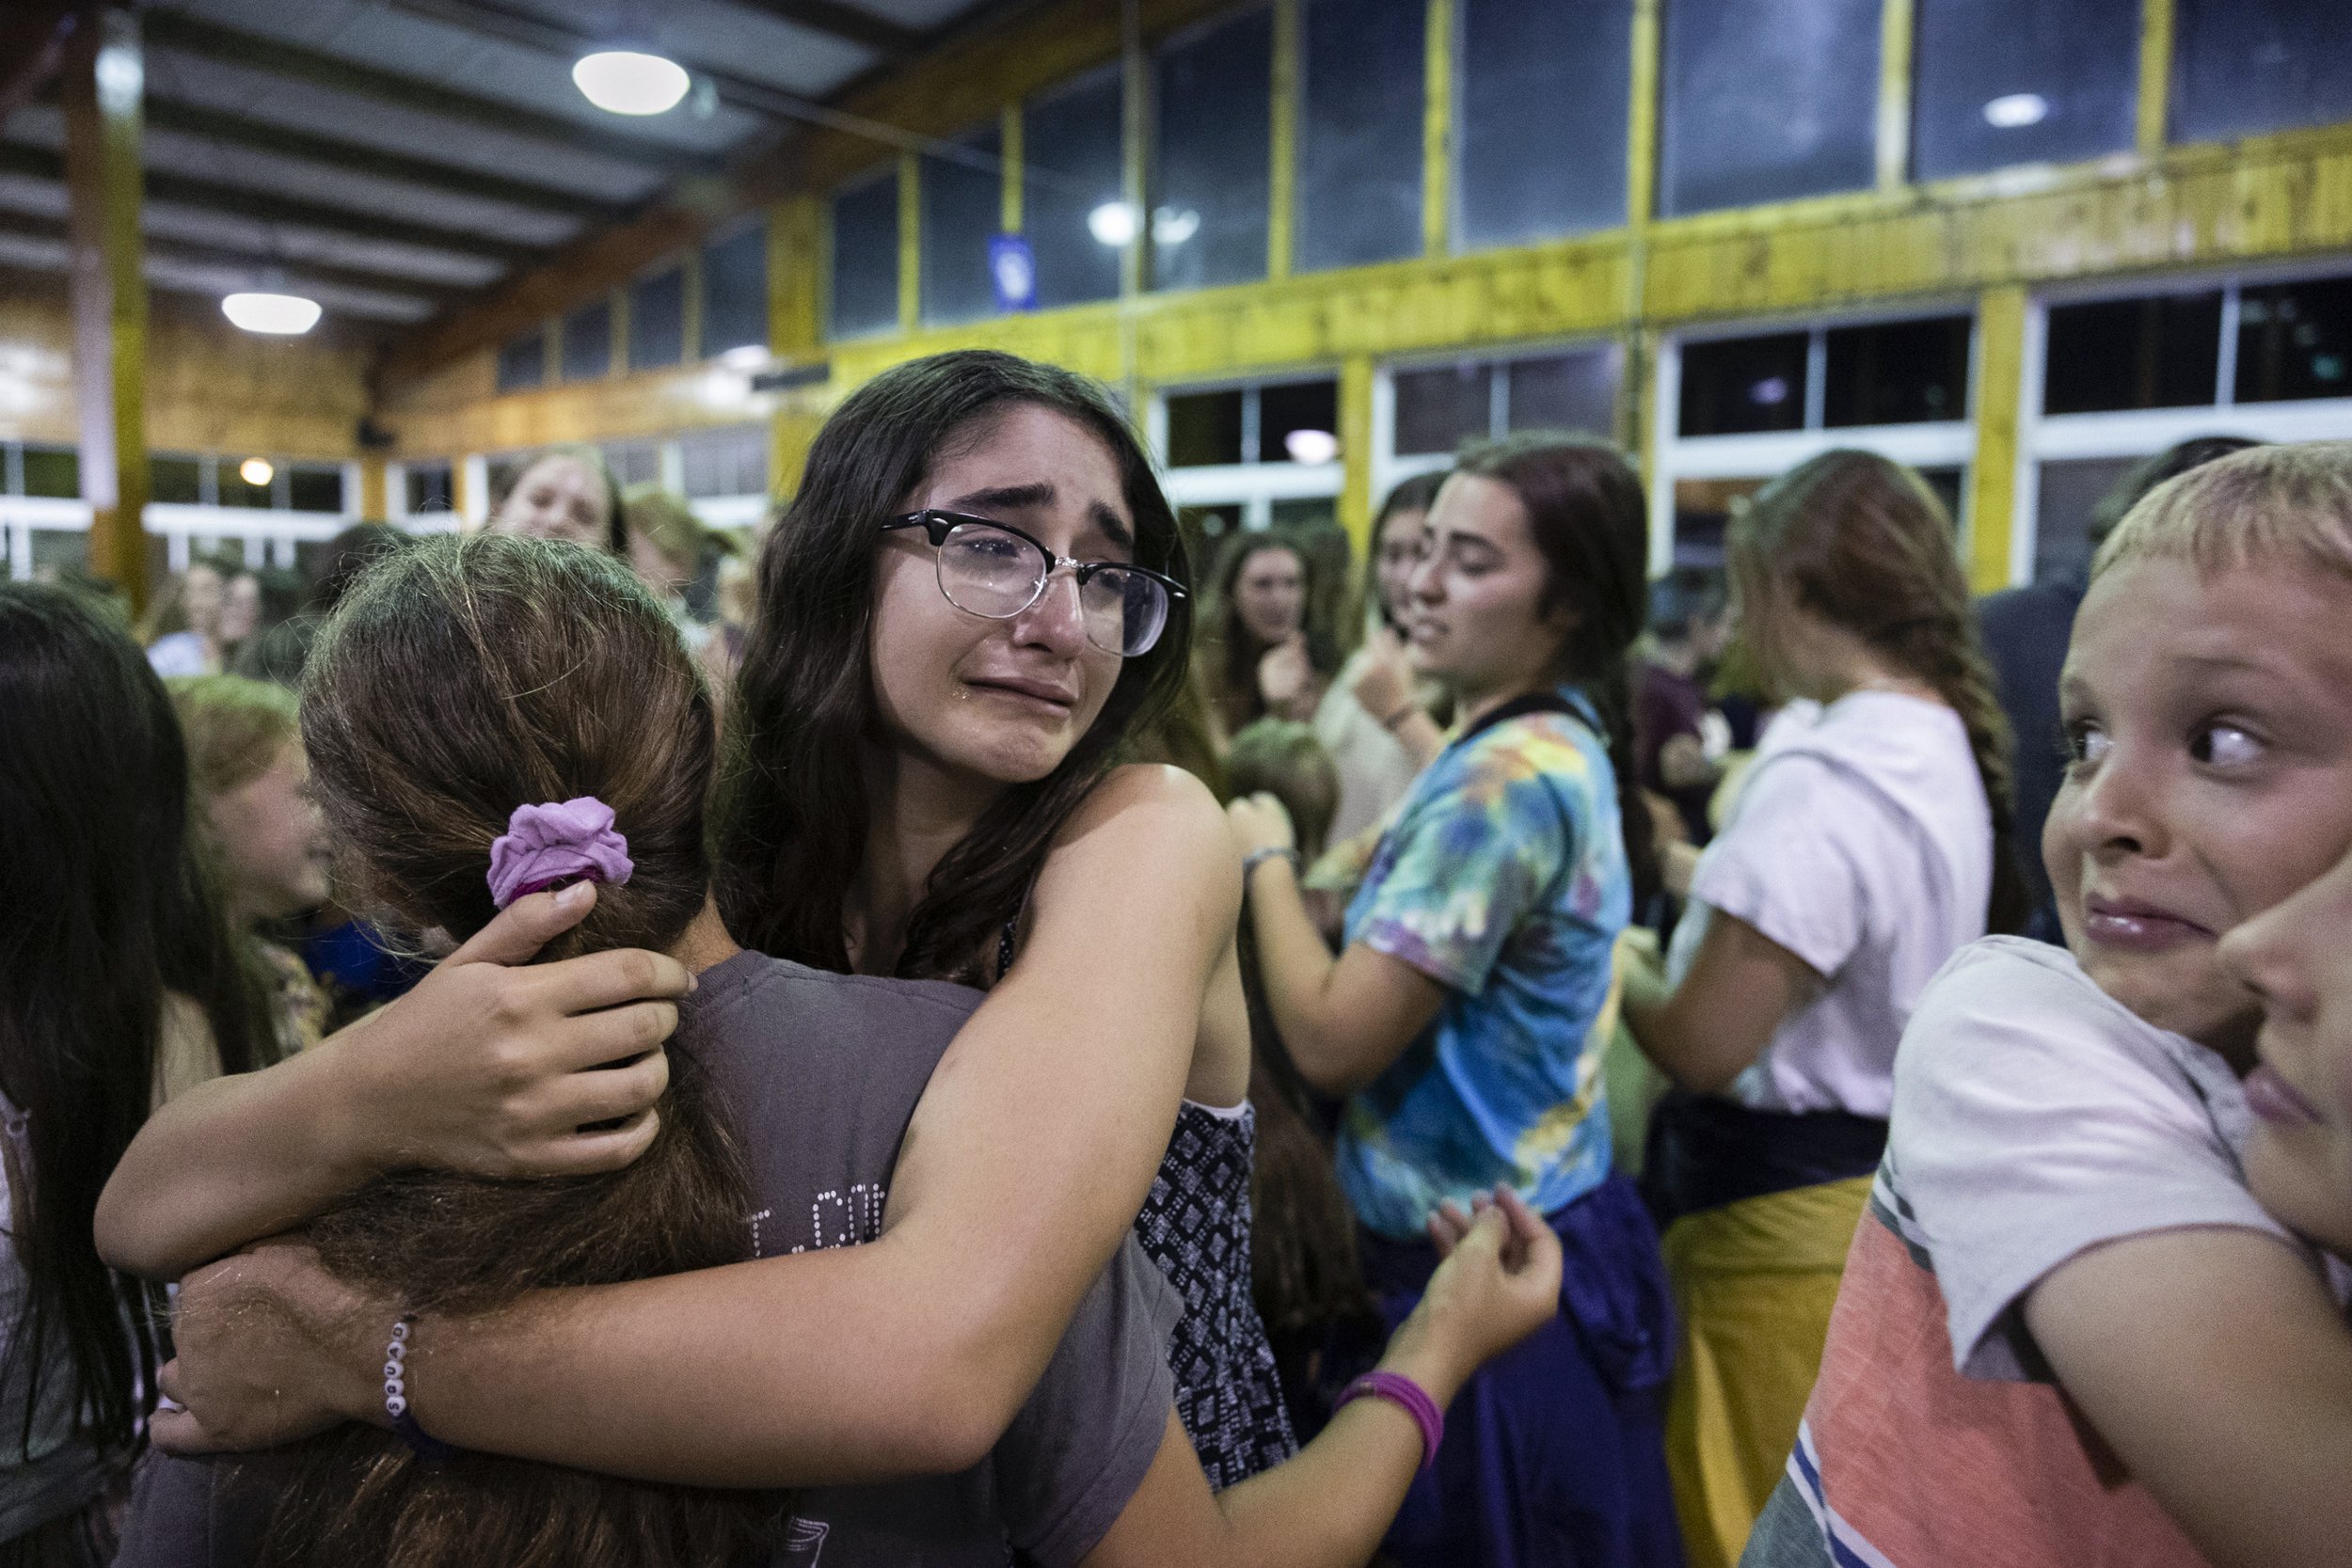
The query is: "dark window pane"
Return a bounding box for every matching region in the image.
[1824,315,1972,426]
[405,461,453,515]
[561,299,612,383]
[922,126,1003,326]
[1912,0,2137,180]
[1916,466,1966,530]
[1152,7,1273,293]
[2174,0,2352,144]
[1179,503,1243,550]
[288,465,343,514]
[496,329,546,392]
[22,446,77,499]
[1271,498,1338,531]
[1297,0,1423,272]
[702,224,768,358]
[1507,349,1621,436]
[222,465,273,510]
[1678,333,1809,435]
[831,170,900,340]
[1394,363,1494,456]
[682,427,768,499]
[29,528,86,579]
[1457,0,1631,247]
[2235,275,2352,404]
[2033,455,2137,584]
[2042,293,2222,414]
[1262,380,1341,464]
[1167,388,1245,467]
[150,454,201,505]
[601,440,661,488]
[1025,67,1126,310]
[629,266,685,370]
[1661,0,1880,216]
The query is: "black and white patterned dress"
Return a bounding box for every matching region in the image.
[1132,1100,1300,1491]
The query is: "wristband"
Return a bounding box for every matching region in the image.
[1241,847,1299,884]
[384,1317,455,1464]
[1335,1370,1444,1471]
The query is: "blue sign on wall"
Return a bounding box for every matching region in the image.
[990,233,1038,313]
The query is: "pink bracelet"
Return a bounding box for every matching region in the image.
[1335,1370,1444,1472]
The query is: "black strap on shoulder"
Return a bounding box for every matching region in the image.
[1459,689,1584,746]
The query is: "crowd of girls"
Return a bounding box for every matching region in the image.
[8,343,2352,1568]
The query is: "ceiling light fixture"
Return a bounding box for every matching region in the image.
[1087,200,1141,247]
[1283,429,1340,466]
[221,292,322,335]
[239,457,275,487]
[574,50,691,117]
[1982,92,2049,129]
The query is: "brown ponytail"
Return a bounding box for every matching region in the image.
[1734,451,2027,936]
[246,534,774,1568]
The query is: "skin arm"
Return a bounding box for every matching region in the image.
[1658,733,1718,792]
[98,886,687,1281]
[1620,911,1820,1095]
[156,765,1232,1483]
[2022,1225,2352,1568]
[1242,853,1445,1097]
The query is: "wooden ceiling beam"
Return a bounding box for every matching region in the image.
[140,98,634,224]
[0,211,464,305]
[715,0,924,59]
[0,140,540,264]
[141,10,725,176]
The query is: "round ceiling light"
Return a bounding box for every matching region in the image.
[239,457,275,487]
[1283,429,1340,466]
[1087,200,1141,247]
[1982,92,2049,129]
[574,51,691,117]
[221,292,322,335]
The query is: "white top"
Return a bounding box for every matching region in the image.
[1312,642,1427,847]
[1666,689,1990,1116]
[1885,937,2350,1380]
[145,632,210,678]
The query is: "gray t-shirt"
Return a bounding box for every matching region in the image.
[118,950,1180,1567]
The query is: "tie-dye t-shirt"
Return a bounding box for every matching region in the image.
[1337,687,1630,1239]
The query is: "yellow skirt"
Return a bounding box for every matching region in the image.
[1661,1174,1872,1568]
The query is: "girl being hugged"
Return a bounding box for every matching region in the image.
[105,352,1502,1532]
[1747,442,2352,1568]
[1231,435,1682,1567]
[1618,451,2021,1568]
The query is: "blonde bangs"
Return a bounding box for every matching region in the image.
[2095,440,2352,585]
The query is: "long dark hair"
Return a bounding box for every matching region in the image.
[716,350,1193,983]
[257,534,769,1568]
[1734,450,2027,935]
[1450,436,1660,911]
[1204,531,1336,737]
[0,583,274,1462]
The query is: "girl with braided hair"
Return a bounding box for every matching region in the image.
[1619,448,2021,1568]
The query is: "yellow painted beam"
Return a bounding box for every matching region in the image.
[1339,353,1375,560]
[1122,20,1148,304]
[2137,0,2174,157]
[682,246,706,361]
[1967,284,2026,593]
[358,456,388,520]
[60,8,151,612]
[1268,0,1298,280]
[1626,0,1660,228]
[770,196,823,359]
[1876,0,1914,190]
[1001,103,1024,233]
[1422,0,1453,258]
[608,285,628,377]
[897,152,921,333]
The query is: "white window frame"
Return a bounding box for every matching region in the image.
[2015,260,2352,586]
[1149,373,1344,531]
[1650,302,1980,576]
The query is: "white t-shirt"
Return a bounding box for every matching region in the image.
[1312,643,1425,849]
[1887,937,2349,1380]
[1665,689,1990,1116]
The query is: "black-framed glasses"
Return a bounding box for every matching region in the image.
[881,510,1187,658]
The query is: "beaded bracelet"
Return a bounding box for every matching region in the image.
[383,1317,455,1465]
[1334,1370,1444,1472]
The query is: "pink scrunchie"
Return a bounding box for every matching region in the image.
[486,798,635,910]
